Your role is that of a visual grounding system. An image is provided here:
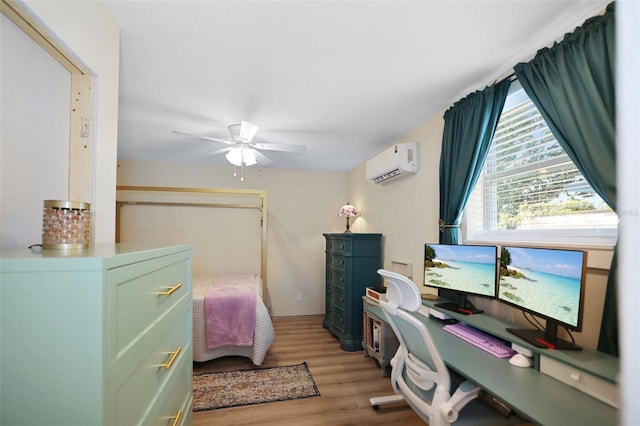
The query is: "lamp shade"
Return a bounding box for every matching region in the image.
[338,203,359,217]
[338,202,359,233]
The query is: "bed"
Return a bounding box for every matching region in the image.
[115,186,274,365]
[192,273,275,365]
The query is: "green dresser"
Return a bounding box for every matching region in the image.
[0,244,193,426]
[323,233,382,351]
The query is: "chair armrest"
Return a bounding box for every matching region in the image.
[439,380,480,423]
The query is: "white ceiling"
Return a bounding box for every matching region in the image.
[105,0,608,172]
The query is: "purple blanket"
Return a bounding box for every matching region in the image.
[205,282,257,349]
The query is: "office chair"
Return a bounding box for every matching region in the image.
[370,269,521,426]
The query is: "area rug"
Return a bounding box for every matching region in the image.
[193,362,320,411]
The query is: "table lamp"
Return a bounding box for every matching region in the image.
[338,202,359,233]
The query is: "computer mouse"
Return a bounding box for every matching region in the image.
[509,353,533,368]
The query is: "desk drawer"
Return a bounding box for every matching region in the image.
[539,355,620,408]
[108,253,190,365]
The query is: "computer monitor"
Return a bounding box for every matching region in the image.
[499,246,586,350]
[423,243,498,315]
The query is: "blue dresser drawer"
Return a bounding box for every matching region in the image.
[328,267,345,289]
[327,238,351,254]
[327,252,346,269]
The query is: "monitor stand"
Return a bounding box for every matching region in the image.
[507,324,582,351]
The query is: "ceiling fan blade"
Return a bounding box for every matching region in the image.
[252,149,274,166]
[206,147,232,157]
[172,130,234,145]
[253,142,307,153]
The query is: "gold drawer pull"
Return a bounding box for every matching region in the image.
[170,409,182,426]
[159,283,182,296]
[160,347,182,369]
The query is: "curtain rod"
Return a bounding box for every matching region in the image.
[495,72,516,86]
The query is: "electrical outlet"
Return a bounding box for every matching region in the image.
[296,292,303,302]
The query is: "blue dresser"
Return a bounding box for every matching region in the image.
[323,233,382,351]
[0,244,193,426]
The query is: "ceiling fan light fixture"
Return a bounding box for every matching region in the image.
[225,147,257,167]
[243,148,257,166]
[225,147,243,166]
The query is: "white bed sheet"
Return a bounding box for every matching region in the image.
[192,274,275,365]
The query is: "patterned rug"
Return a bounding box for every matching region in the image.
[193,362,320,411]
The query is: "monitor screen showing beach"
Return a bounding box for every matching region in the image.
[498,246,585,328]
[423,244,498,298]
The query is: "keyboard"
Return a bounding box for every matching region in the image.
[443,323,516,359]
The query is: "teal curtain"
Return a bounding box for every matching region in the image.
[438,79,511,244]
[514,3,617,355]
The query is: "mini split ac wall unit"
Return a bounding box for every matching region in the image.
[365,142,418,184]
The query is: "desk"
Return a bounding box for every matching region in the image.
[365,299,619,426]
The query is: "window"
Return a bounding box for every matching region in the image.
[464,82,618,247]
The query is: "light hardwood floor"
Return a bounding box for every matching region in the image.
[192,315,424,426]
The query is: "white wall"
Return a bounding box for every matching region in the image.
[116,159,349,317]
[0,14,70,249]
[618,2,640,424]
[14,1,120,244]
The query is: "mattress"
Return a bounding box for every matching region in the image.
[192,274,275,365]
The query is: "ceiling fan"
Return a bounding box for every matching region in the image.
[172,120,306,173]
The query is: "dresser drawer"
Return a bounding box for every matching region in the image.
[331,285,346,309]
[327,239,351,254]
[143,354,193,426]
[108,252,190,368]
[328,268,346,289]
[113,305,192,425]
[330,304,346,333]
[327,252,347,269]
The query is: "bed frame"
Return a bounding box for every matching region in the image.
[115,185,269,308]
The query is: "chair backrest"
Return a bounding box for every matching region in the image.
[377,269,452,419]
